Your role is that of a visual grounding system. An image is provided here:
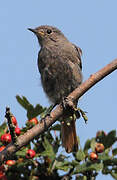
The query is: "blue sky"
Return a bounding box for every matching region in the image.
[0,1,117,179]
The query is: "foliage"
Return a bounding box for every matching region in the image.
[0,96,117,180]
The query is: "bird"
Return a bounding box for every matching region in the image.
[28,25,82,153]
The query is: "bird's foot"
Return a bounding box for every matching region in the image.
[61,97,80,119]
[61,97,88,123]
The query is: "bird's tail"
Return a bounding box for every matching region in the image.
[61,117,78,153]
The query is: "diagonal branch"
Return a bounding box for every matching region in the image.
[0,58,117,163]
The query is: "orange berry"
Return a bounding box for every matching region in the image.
[6,160,15,166]
[90,152,98,161]
[0,146,5,152]
[95,143,104,153]
[28,118,38,125]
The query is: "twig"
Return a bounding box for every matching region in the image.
[0,58,117,163]
[5,107,17,143]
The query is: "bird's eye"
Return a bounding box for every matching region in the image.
[47,29,52,34]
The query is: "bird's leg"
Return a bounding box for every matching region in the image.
[61,97,78,126]
[62,97,75,112]
[61,97,88,124]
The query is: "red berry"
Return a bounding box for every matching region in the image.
[90,152,98,161]
[28,118,38,125]
[0,172,7,180]
[11,116,17,126]
[6,160,15,166]
[15,127,21,136]
[26,149,36,159]
[95,143,104,153]
[1,134,11,144]
[0,165,5,172]
[0,146,5,152]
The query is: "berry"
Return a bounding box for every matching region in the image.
[1,134,11,144]
[11,116,17,126]
[0,171,7,180]
[28,118,38,125]
[26,149,36,159]
[15,127,21,136]
[90,152,98,161]
[95,143,104,153]
[96,130,106,138]
[0,146,5,152]
[0,165,5,172]
[6,160,15,166]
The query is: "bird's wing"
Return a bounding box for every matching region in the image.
[72,44,82,70]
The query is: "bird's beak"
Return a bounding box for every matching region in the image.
[28,28,37,34]
[28,28,45,37]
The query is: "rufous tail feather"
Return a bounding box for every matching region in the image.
[61,119,78,153]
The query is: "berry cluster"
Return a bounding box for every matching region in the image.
[90,131,105,161]
[0,116,37,179]
[90,143,105,161]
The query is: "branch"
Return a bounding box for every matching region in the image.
[0,58,117,163]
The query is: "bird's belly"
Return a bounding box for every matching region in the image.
[41,65,79,104]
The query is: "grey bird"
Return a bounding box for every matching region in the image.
[28,25,82,153]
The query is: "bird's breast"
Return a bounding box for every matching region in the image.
[38,46,82,104]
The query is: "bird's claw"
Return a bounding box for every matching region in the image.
[61,97,80,119]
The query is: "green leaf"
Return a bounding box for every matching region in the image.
[84,139,91,154]
[112,148,117,156]
[77,136,80,145]
[40,137,55,160]
[57,154,68,161]
[0,122,7,137]
[98,152,111,161]
[16,95,46,119]
[90,138,96,152]
[34,104,46,115]
[27,104,46,119]
[96,131,107,145]
[104,130,116,149]
[16,95,30,110]
[16,146,30,157]
[76,149,85,161]
[55,161,72,171]
[78,108,88,123]
[111,172,117,179]
[40,105,54,119]
[76,176,87,180]
[74,162,103,174]
[71,160,79,166]
[26,104,35,119]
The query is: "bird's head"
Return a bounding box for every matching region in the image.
[28,25,67,47]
